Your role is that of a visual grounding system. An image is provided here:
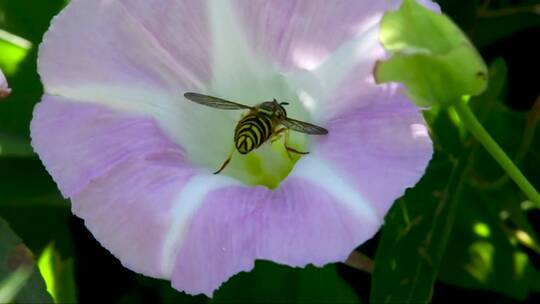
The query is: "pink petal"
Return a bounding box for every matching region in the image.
[232,0,402,71]
[319,86,433,218]
[171,176,380,296]
[30,95,181,197]
[0,69,10,98]
[39,0,210,102]
[72,151,197,278]
[230,0,439,122]
[31,95,203,277]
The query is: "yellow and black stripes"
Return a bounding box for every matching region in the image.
[234,113,273,154]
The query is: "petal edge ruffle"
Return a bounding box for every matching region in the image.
[171,175,381,296]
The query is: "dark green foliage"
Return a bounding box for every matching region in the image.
[370,57,540,303]
[212,262,359,303]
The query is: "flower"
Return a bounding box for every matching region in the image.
[0,68,11,99]
[31,0,434,296]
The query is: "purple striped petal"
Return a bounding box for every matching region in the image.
[31,96,182,197]
[171,176,380,296]
[319,87,433,218]
[39,0,210,104]
[169,87,432,296]
[31,96,204,277]
[72,152,198,278]
[232,0,402,71]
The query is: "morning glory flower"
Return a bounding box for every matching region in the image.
[31,0,434,296]
[0,69,10,99]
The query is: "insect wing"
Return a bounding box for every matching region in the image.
[184,92,252,110]
[282,118,328,135]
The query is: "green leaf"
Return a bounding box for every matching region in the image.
[438,188,540,300]
[375,0,488,107]
[372,58,540,302]
[0,30,32,75]
[0,216,53,303]
[37,243,77,304]
[369,59,507,300]
[137,276,209,304]
[212,261,359,303]
[434,58,540,299]
[370,149,471,303]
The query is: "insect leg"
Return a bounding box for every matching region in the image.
[270,127,287,143]
[214,147,235,174]
[283,128,309,158]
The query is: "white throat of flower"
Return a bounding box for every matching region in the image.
[174,0,382,189]
[175,0,318,189]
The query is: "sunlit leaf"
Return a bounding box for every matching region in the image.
[37,243,77,304]
[438,188,540,300]
[369,59,512,303]
[370,149,469,303]
[0,29,32,75]
[435,58,540,299]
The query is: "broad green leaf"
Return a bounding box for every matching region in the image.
[375,0,488,107]
[0,216,53,303]
[369,60,510,303]
[435,59,540,299]
[467,60,538,192]
[438,188,540,300]
[375,58,540,301]
[213,261,359,303]
[370,149,469,303]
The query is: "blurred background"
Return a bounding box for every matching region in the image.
[0,0,539,303]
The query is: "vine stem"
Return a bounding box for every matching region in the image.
[452,98,540,207]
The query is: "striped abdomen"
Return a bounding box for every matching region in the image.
[234,113,274,154]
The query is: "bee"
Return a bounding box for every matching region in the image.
[184,92,328,174]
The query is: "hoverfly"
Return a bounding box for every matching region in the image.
[184,92,328,174]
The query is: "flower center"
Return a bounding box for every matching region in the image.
[178,0,320,189]
[186,71,313,189]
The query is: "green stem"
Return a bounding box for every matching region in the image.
[452,98,540,207]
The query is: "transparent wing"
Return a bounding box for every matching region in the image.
[184,92,252,110]
[281,118,328,135]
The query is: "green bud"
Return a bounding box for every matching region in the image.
[375,0,488,107]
